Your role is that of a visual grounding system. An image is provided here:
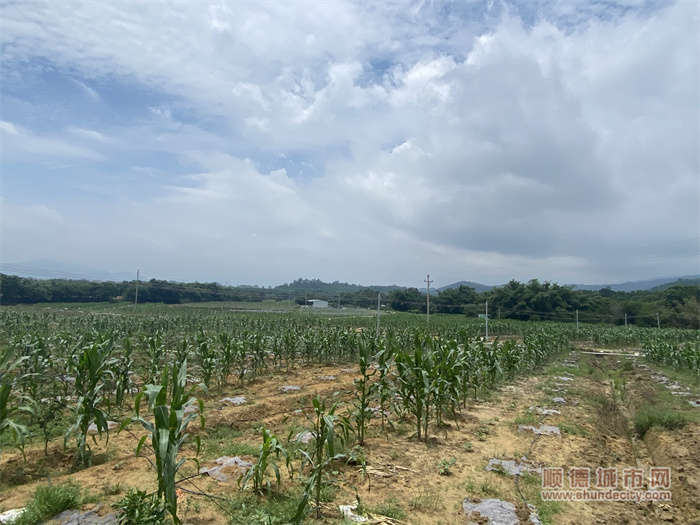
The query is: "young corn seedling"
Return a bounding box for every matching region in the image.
[438,457,456,476]
[352,335,376,446]
[64,340,114,468]
[0,347,30,462]
[239,426,289,496]
[371,336,395,432]
[394,334,435,441]
[114,337,135,409]
[196,337,216,391]
[292,396,351,523]
[217,332,234,387]
[142,334,166,385]
[122,359,205,524]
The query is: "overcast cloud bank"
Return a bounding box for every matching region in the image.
[1,1,698,287]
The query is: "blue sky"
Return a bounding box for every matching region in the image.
[1,0,698,287]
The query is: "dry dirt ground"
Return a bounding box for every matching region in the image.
[1,346,699,525]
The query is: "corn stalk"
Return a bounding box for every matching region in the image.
[123,359,204,524]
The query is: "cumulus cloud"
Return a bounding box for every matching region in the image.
[0,1,697,286]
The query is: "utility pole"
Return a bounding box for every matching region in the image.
[338,295,341,309]
[485,300,489,339]
[424,274,433,324]
[134,269,139,306]
[657,312,660,329]
[624,313,628,327]
[576,309,579,335]
[376,293,381,336]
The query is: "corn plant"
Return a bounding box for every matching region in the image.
[431,339,461,428]
[371,335,396,431]
[352,336,375,446]
[64,340,114,468]
[270,335,283,369]
[248,332,267,379]
[173,338,190,370]
[292,396,351,523]
[239,426,289,496]
[20,352,65,456]
[114,337,135,409]
[0,381,30,461]
[394,335,433,441]
[123,359,204,524]
[142,334,166,385]
[231,337,248,386]
[281,330,298,370]
[195,337,216,390]
[217,332,234,387]
[300,331,316,364]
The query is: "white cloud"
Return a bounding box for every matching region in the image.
[0,1,697,286]
[2,124,104,161]
[0,120,22,135]
[67,127,113,143]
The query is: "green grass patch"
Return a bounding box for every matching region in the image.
[478,480,501,498]
[543,363,590,379]
[11,480,89,525]
[227,489,301,525]
[559,422,590,437]
[640,359,700,389]
[514,412,539,426]
[633,406,694,438]
[201,426,259,459]
[114,489,168,524]
[593,395,629,437]
[410,487,443,511]
[520,473,563,525]
[370,496,407,520]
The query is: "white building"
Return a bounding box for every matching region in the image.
[308,299,329,308]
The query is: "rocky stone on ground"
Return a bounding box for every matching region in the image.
[518,424,561,436]
[220,396,246,405]
[43,505,118,525]
[486,458,542,476]
[528,406,561,416]
[463,498,542,525]
[0,509,24,523]
[199,456,252,482]
[294,431,316,444]
[87,421,119,434]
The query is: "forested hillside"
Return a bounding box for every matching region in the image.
[1,274,697,328]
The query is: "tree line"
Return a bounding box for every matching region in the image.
[1,273,697,328]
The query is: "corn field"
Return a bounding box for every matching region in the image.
[0,305,697,521]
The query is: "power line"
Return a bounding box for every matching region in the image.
[0,263,113,282]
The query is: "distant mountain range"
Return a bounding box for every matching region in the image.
[1,259,135,282]
[569,276,699,292]
[436,281,494,293]
[435,276,699,293]
[2,259,697,293]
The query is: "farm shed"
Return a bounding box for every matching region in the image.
[308,299,329,308]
